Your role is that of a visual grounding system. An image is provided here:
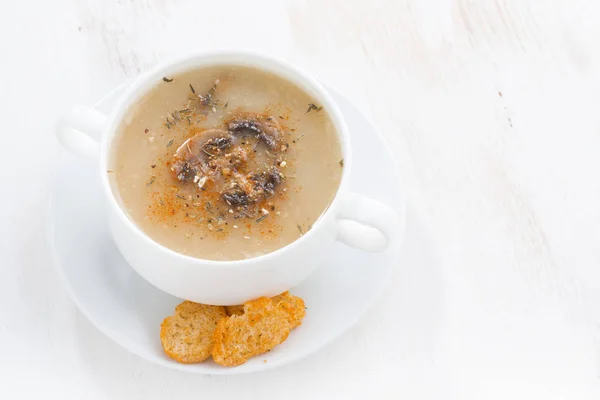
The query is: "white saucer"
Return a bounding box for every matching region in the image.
[48,83,405,374]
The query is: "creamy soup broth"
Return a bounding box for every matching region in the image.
[110,65,343,260]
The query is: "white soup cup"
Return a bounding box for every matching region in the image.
[56,50,401,305]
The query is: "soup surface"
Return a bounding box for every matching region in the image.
[111,65,343,260]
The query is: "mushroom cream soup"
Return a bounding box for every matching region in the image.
[110,66,343,261]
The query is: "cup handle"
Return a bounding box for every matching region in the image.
[56,106,107,158]
[336,192,401,252]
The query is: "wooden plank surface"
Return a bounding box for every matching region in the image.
[1,0,599,398]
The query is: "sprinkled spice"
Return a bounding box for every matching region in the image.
[166,139,174,147]
[146,177,155,186]
[162,77,173,82]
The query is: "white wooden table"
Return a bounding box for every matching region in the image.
[2,1,600,398]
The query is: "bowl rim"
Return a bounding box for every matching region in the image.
[98,49,351,268]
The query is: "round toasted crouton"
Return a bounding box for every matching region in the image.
[160,301,226,363]
[272,291,306,329]
[225,292,306,329]
[212,297,291,366]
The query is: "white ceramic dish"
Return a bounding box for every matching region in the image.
[48,82,404,374]
[55,51,402,305]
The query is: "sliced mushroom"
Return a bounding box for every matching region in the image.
[172,112,287,217]
[252,167,282,196]
[220,167,282,211]
[171,129,233,182]
[221,189,250,207]
[263,168,282,195]
[227,113,284,149]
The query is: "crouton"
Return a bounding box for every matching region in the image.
[273,291,306,329]
[212,297,291,366]
[160,301,226,363]
[224,292,306,328]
